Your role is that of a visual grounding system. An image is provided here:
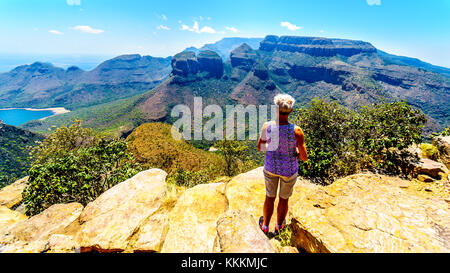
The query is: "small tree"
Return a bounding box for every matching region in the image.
[214,140,248,176]
[23,121,141,216]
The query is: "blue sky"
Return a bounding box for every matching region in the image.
[0,0,449,67]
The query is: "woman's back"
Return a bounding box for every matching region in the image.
[264,121,298,177]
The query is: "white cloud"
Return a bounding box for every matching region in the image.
[49,30,63,35]
[181,21,216,34]
[225,26,239,33]
[162,14,167,21]
[366,0,381,6]
[71,25,104,34]
[280,21,302,31]
[66,0,81,6]
[157,25,170,31]
[320,30,325,33]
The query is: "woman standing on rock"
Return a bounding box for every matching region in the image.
[257,94,308,236]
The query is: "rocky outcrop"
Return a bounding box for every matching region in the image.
[161,183,228,253]
[0,177,28,208]
[171,51,199,77]
[433,136,450,168]
[411,158,448,180]
[0,203,83,252]
[77,169,167,252]
[230,43,258,71]
[260,35,377,57]
[216,210,275,253]
[197,50,223,78]
[1,167,449,253]
[0,206,27,234]
[289,173,450,253]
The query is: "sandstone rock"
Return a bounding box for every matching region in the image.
[259,35,377,57]
[230,43,258,71]
[0,203,83,247]
[216,210,275,253]
[0,206,27,234]
[417,174,435,183]
[47,234,79,253]
[0,177,28,208]
[171,51,199,76]
[130,209,169,252]
[77,169,167,252]
[197,50,223,78]
[225,167,311,232]
[161,183,227,253]
[289,173,450,253]
[0,240,48,253]
[412,158,448,179]
[433,136,450,168]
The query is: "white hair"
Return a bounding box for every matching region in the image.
[273,94,295,113]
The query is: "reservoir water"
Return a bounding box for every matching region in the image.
[0,109,55,126]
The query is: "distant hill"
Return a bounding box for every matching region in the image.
[184,37,263,60]
[0,120,43,187]
[377,50,450,77]
[0,54,172,110]
[22,35,450,136]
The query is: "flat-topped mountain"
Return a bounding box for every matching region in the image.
[22,35,450,135]
[0,55,172,110]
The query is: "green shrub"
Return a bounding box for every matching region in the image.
[22,121,141,216]
[167,168,210,188]
[292,99,426,184]
[214,140,248,176]
[441,127,450,136]
[420,143,439,160]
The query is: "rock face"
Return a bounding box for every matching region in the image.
[216,210,275,253]
[77,169,167,252]
[0,206,27,234]
[412,158,448,180]
[0,177,28,208]
[289,173,450,253]
[433,136,450,168]
[161,183,228,253]
[230,43,258,71]
[260,35,377,57]
[197,50,224,78]
[171,51,199,77]
[0,203,83,252]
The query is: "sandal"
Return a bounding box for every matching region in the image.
[259,216,269,235]
[273,219,287,237]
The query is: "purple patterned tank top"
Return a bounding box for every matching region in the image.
[264,122,298,177]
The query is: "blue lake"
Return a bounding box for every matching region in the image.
[0,109,55,126]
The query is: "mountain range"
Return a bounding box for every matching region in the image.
[2,35,447,136]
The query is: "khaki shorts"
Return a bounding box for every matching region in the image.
[263,169,298,199]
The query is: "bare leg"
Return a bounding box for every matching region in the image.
[263,196,276,227]
[277,197,289,227]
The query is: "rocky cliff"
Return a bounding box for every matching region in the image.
[1,161,449,253]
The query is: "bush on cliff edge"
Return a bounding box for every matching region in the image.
[22,121,141,216]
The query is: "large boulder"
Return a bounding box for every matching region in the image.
[0,203,83,249]
[77,169,167,252]
[130,208,169,252]
[289,173,450,253]
[0,177,28,208]
[433,136,450,168]
[161,183,228,253]
[216,210,275,253]
[0,206,27,234]
[225,167,309,232]
[412,158,448,180]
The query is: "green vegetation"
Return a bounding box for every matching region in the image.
[420,143,440,160]
[0,122,43,188]
[292,99,426,184]
[126,122,226,185]
[22,91,154,137]
[22,121,141,216]
[441,127,450,136]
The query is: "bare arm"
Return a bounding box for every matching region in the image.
[295,126,308,162]
[257,122,269,152]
